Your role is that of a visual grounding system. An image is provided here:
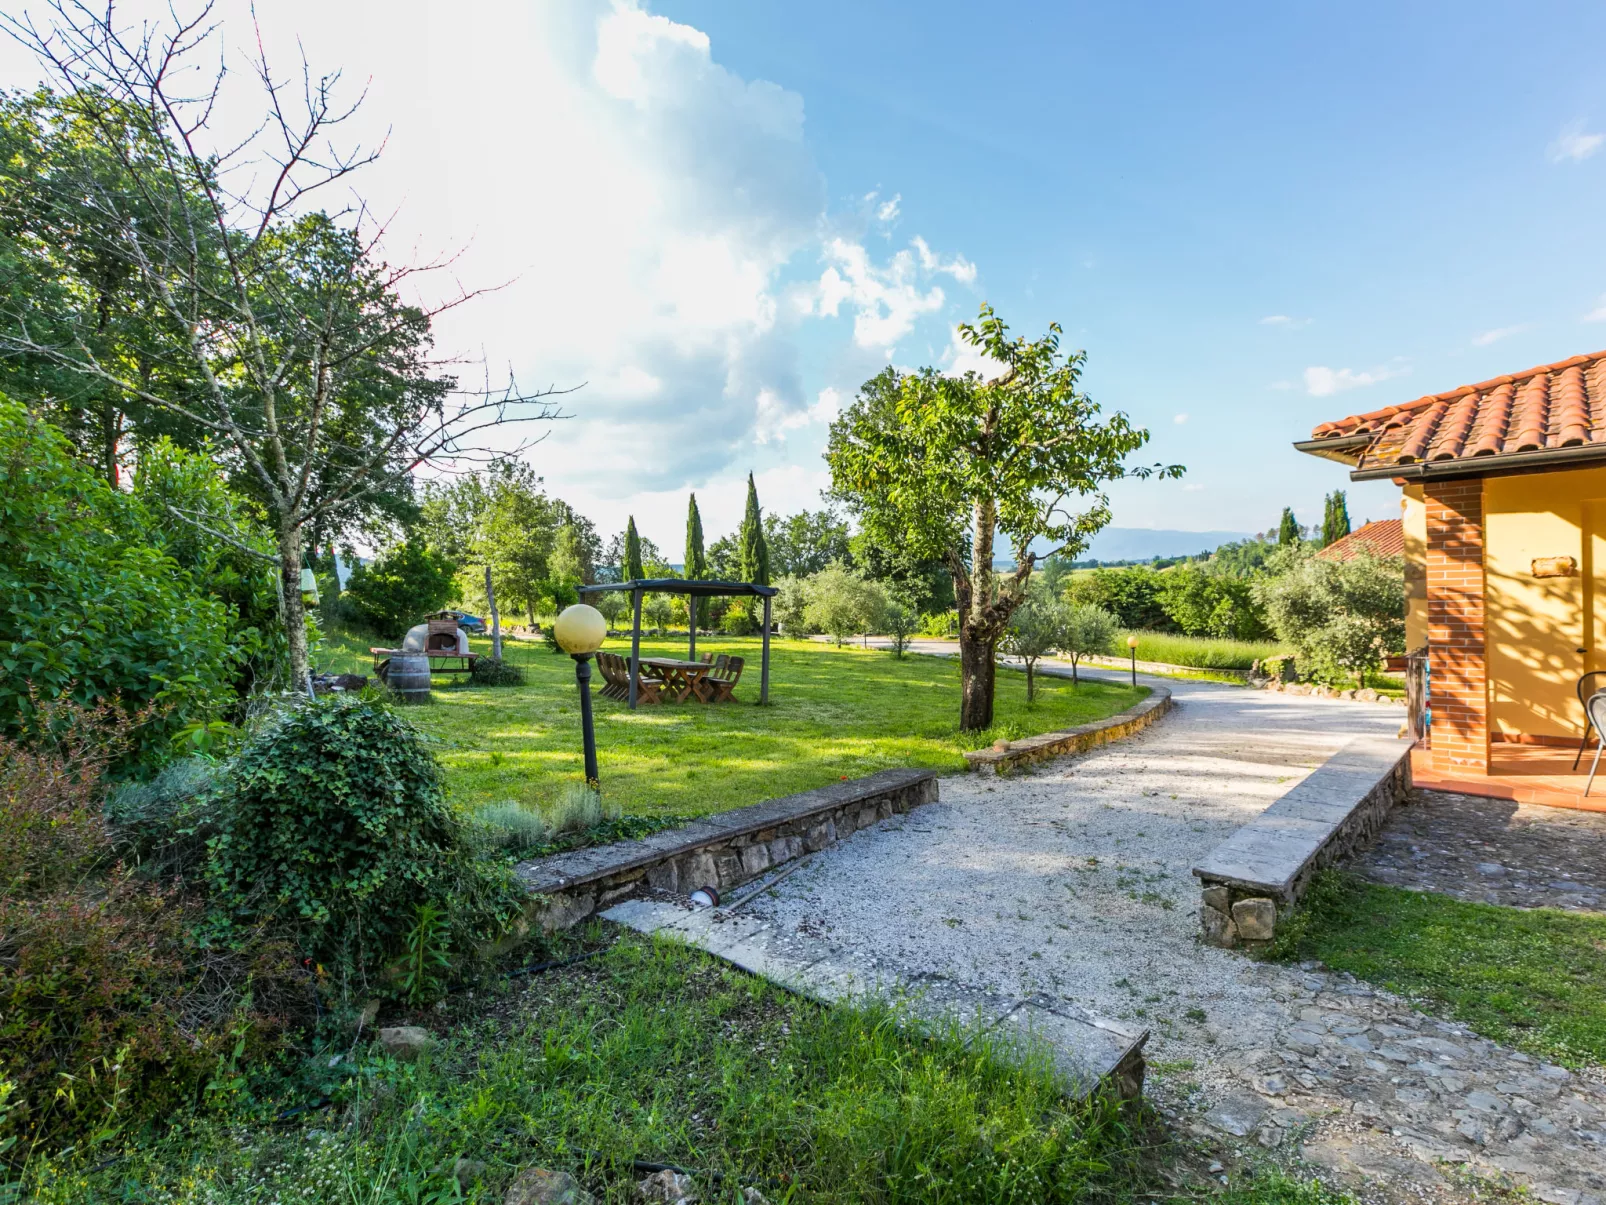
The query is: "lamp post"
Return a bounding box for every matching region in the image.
[554,603,607,787]
[1127,634,1140,687]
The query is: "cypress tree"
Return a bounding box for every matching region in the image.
[625,516,644,581]
[1278,507,1300,546]
[1322,490,1351,546]
[739,473,769,585]
[685,493,707,579]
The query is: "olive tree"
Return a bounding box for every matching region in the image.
[999,589,1068,702]
[827,306,1180,729]
[804,562,885,647]
[1060,604,1119,684]
[1253,548,1405,687]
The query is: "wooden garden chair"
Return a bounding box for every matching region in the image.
[706,655,744,703]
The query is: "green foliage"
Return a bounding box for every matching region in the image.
[1060,604,1119,681]
[0,400,234,762]
[473,801,550,855]
[104,755,221,875]
[771,575,814,635]
[1201,536,1278,580]
[0,706,299,1152]
[803,562,886,645]
[1000,588,1070,699]
[393,901,451,1008]
[1321,490,1351,547]
[920,610,959,637]
[1154,565,1269,640]
[1121,630,1287,671]
[882,600,918,657]
[739,473,770,586]
[684,493,706,580]
[1278,506,1301,546]
[763,507,851,578]
[1254,546,1405,686]
[205,695,467,976]
[341,539,456,641]
[719,605,758,636]
[1273,872,1606,1067]
[624,516,644,582]
[1062,566,1171,630]
[469,657,524,687]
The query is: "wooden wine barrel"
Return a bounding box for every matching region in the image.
[387,652,432,703]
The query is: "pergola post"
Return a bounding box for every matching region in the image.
[760,595,771,705]
[629,587,643,709]
[688,595,697,661]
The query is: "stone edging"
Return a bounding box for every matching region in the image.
[962,685,1173,776]
[514,768,938,931]
[1251,678,1406,706]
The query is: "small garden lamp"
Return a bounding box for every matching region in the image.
[1126,634,1140,686]
[554,603,607,786]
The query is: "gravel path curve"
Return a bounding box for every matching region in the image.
[743,664,1606,1203]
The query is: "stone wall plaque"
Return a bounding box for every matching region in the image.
[1531,556,1577,578]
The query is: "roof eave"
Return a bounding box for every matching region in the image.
[1349,443,1606,483]
[1292,435,1370,467]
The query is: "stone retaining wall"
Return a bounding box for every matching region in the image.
[962,686,1172,776]
[1193,736,1414,949]
[516,768,937,931]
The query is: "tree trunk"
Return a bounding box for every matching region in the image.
[485,565,502,660]
[277,521,311,691]
[958,626,996,730]
[1025,660,1036,703]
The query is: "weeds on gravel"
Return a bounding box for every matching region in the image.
[1269,871,1606,1067]
[22,933,1155,1203]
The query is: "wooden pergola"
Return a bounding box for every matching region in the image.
[576,579,779,708]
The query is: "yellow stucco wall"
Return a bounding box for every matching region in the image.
[1483,465,1606,739]
[1401,484,1427,651]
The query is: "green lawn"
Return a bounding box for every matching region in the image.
[1274,873,1606,1067]
[24,933,1155,1204]
[315,629,1147,820]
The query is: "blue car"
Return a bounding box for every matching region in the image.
[432,609,487,634]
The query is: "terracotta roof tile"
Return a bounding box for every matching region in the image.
[1316,519,1404,562]
[1305,349,1606,472]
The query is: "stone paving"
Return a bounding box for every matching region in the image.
[731,665,1606,1203]
[1358,788,1606,912]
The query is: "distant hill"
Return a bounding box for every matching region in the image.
[1014,527,1251,566]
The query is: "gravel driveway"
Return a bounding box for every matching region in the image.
[742,665,1606,1203]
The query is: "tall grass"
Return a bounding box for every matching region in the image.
[1115,631,1287,671]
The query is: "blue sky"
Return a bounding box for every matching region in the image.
[5,1,1605,551]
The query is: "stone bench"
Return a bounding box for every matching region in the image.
[515,768,937,931]
[1192,735,1414,948]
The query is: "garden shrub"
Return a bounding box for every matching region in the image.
[0,400,235,765]
[0,704,300,1152]
[1061,566,1173,631]
[1155,565,1269,640]
[205,695,521,988]
[1254,547,1405,687]
[470,656,524,686]
[104,756,222,877]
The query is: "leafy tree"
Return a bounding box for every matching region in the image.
[764,508,851,578]
[1322,491,1351,547]
[624,517,645,582]
[1278,507,1301,547]
[883,600,919,658]
[1204,537,1277,580]
[1253,547,1404,687]
[0,12,564,688]
[685,494,707,580]
[1061,566,1172,631]
[1155,566,1268,640]
[1000,588,1069,701]
[0,400,233,761]
[739,473,770,585]
[706,532,741,581]
[772,576,814,635]
[341,540,456,640]
[847,529,955,615]
[828,306,1179,729]
[549,506,600,586]
[804,562,885,646]
[1060,604,1119,684]
[593,590,627,629]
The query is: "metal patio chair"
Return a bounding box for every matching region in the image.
[1573,671,1606,769]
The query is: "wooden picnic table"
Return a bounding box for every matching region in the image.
[640,657,715,703]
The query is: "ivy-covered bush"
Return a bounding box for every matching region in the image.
[206,695,519,984]
[0,399,235,764]
[470,656,524,686]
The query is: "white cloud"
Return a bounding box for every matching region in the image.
[1586,295,1606,322]
[1173,413,1189,424]
[801,234,970,351]
[1303,363,1409,397]
[1549,122,1605,163]
[1472,324,1529,346]
[1260,314,1311,328]
[875,192,901,223]
[940,324,1007,379]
